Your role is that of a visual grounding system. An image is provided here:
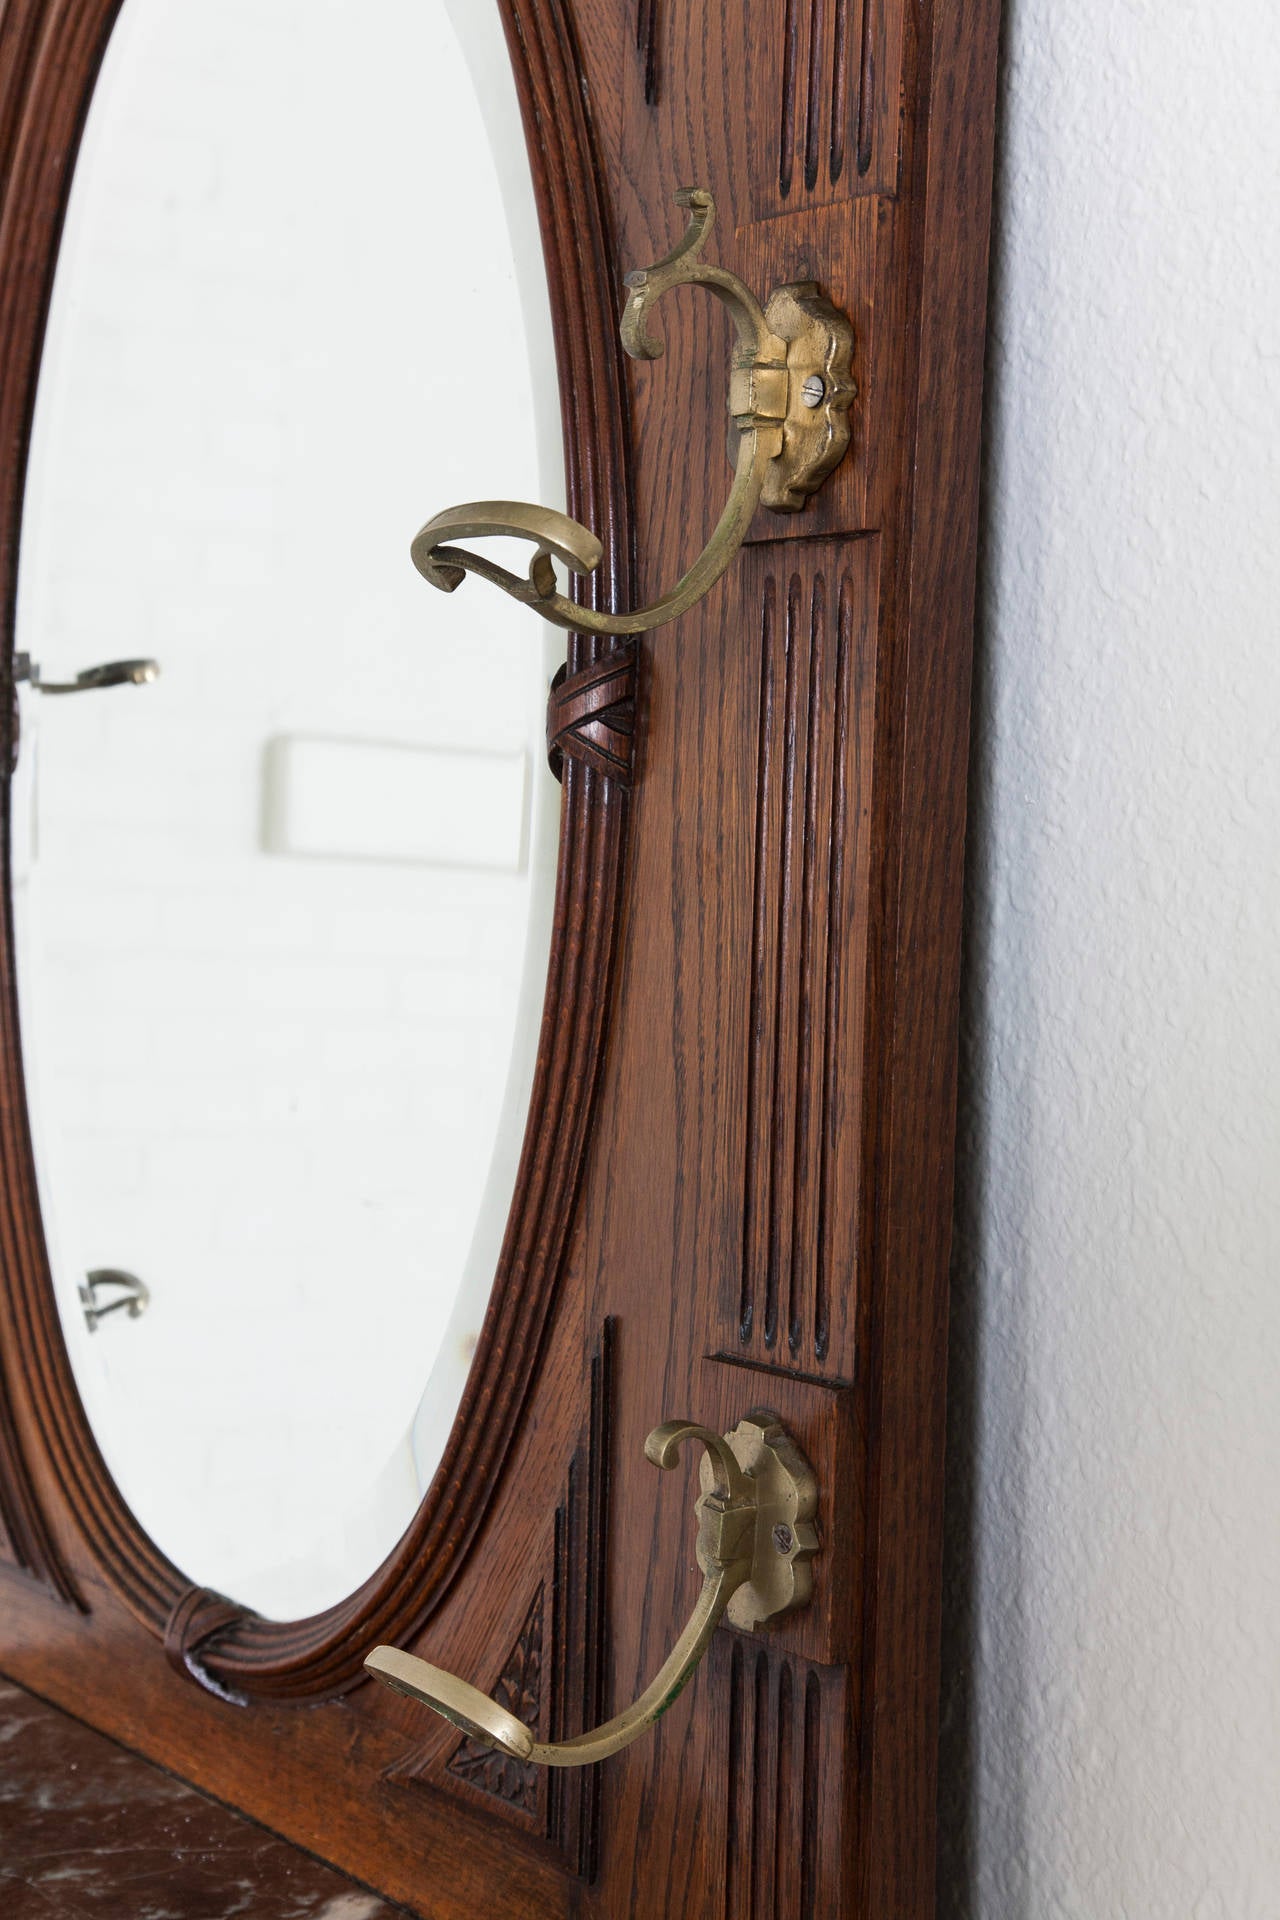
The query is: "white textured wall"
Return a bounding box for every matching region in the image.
[942,0,1280,1913]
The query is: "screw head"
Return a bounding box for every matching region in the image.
[801,374,826,409]
[772,1522,795,1556]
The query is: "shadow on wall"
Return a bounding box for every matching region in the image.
[937,3,1029,1908]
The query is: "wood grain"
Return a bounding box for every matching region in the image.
[722,1639,849,1920]
[0,0,1001,1913]
[737,542,878,1371]
[754,0,907,215]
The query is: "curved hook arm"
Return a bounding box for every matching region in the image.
[366,1547,748,1770]
[642,1417,753,1503]
[409,187,853,638]
[410,427,775,637]
[617,186,773,365]
[364,1412,818,1771]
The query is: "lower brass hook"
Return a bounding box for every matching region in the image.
[365,1411,818,1770]
[409,188,854,638]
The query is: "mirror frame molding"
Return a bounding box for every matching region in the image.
[0,0,635,1699]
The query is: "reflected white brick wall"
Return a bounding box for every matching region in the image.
[15,0,563,1619]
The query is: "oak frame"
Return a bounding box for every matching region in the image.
[0,1,1001,1914]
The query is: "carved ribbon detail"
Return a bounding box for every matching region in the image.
[547,644,637,786]
[164,1585,252,1704]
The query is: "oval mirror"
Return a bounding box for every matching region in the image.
[13,0,564,1620]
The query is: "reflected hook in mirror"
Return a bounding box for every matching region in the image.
[79,1269,151,1332]
[409,187,855,637]
[15,653,160,695]
[365,1410,818,1769]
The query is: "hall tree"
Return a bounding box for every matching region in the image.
[0,0,1001,1913]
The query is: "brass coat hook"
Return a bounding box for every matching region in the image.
[365,1411,818,1769]
[410,188,854,636]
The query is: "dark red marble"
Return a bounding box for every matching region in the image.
[0,1679,408,1919]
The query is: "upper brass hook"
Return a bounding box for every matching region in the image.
[409,188,854,636]
[365,1411,818,1770]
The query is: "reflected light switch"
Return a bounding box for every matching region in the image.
[262,735,529,872]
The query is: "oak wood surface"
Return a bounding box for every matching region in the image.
[0,0,1001,1913]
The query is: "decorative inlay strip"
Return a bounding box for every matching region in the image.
[854,0,877,178]
[636,0,660,105]
[803,0,828,192]
[779,0,802,199]
[741,568,859,1366]
[813,573,858,1360]
[829,0,850,183]
[546,1318,613,1881]
[801,1669,821,1920]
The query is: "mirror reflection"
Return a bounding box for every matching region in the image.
[13,0,563,1619]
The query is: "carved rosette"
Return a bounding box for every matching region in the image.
[444,1585,544,1814]
[383,1322,613,1878]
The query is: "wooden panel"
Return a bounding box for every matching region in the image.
[633,0,907,204]
[701,1357,862,1674]
[736,539,878,1374]
[583,0,1000,1907]
[721,1641,850,1920]
[745,0,908,213]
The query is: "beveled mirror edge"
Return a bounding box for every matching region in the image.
[0,0,636,1699]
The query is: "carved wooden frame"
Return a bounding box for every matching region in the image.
[0,0,1004,1913]
[0,0,634,1697]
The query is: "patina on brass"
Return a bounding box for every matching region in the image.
[364,1410,818,1770]
[409,187,854,636]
